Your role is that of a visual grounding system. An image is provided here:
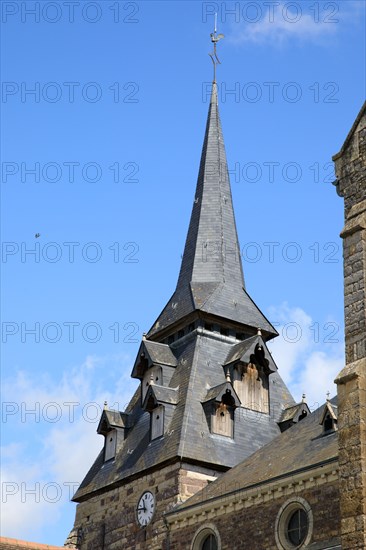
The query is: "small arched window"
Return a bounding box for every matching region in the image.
[192,525,221,550]
[202,533,218,550]
[211,402,234,438]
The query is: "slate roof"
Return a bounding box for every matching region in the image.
[97,409,131,435]
[279,402,310,423]
[143,384,179,407]
[131,340,178,379]
[202,382,241,406]
[73,332,294,501]
[143,340,178,366]
[148,84,278,341]
[224,334,277,374]
[172,397,338,512]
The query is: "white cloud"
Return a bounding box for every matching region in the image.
[0,451,64,540]
[227,1,356,46]
[1,354,138,542]
[267,302,344,408]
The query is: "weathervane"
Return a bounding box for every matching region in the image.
[209,13,224,83]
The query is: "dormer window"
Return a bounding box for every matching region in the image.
[142,366,162,402]
[202,383,240,439]
[142,384,178,442]
[320,400,338,435]
[324,413,335,432]
[212,401,234,437]
[97,408,130,462]
[104,429,117,461]
[233,360,269,414]
[278,401,311,433]
[151,405,164,440]
[230,341,274,415]
[298,408,308,421]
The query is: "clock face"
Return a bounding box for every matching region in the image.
[136,491,155,527]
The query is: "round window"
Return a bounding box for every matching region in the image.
[287,509,308,546]
[275,497,313,550]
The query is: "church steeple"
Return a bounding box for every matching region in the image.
[148,30,277,341]
[70,34,296,543]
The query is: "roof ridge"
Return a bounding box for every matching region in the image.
[177,335,203,460]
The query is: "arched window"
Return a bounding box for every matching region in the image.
[192,525,221,550]
[233,362,269,414]
[211,402,234,438]
[202,533,218,550]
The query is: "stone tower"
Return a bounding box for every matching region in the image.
[66,43,296,550]
[334,101,366,549]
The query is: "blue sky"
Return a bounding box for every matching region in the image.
[1,0,365,545]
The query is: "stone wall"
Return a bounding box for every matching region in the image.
[168,478,340,549]
[336,358,366,550]
[334,109,366,219]
[334,103,366,550]
[69,461,218,550]
[340,199,366,364]
[333,107,366,364]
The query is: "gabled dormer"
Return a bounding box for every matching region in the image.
[320,400,338,434]
[224,333,276,414]
[278,399,311,433]
[142,383,179,441]
[97,407,131,462]
[202,379,240,438]
[131,338,178,402]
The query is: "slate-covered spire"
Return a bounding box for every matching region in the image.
[177,82,245,291]
[148,33,277,341]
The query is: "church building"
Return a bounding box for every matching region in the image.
[63,31,366,550]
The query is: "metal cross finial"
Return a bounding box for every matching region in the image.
[209,13,224,83]
[326,391,330,401]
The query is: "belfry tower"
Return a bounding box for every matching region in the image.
[67,30,296,550]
